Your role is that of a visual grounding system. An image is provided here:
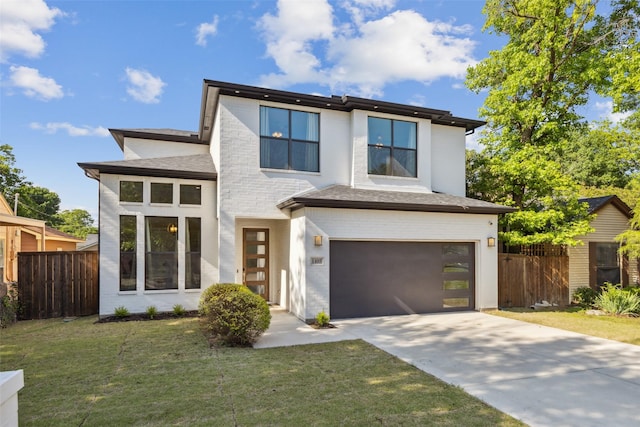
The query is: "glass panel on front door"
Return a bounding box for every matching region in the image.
[243,229,269,300]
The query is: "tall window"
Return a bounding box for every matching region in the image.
[145,217,178,290]
[120,181,143,203]
[260,106,319,172]
[120,216,137,291]
[185,218,201,289]
[368,117,417,177]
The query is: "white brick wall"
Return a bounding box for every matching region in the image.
[431,124,466,196]
[98,173,218,316]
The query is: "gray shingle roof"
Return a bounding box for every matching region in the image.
[78,154,217,181]
[277,185,515,214]
[579,195,632,217]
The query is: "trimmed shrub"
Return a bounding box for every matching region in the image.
[594,284,640,316]
[172,304,186,317]
[572,286,598,308]
[315,310,330,327]
[146,305,158,319]
[199,284,271,346]
[114,306,130,318]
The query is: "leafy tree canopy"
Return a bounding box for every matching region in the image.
[465,0,639,246]
[55,209,98,239]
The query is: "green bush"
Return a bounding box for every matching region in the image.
[0,286,19,328]
[595,284,640,316]
[199,283,271,346]
[172,304,186,317]
[146,305,158,319]
[114,306,130,318]
[315,310,330,327]
[572,286,598,308]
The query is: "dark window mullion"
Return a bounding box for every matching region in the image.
[287,110,292,170]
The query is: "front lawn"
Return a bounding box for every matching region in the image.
[489,308,640,345]
[0,316,523,426]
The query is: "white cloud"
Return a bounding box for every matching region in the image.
[257,0,477,97]
[195,15,219,46]
[30,122,110,137]
[595,101,632,124]
[9,65,64,100]
[124,67,166,104]
[0,0,64,62]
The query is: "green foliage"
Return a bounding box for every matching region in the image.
[114,306,130,318]
[0,145,27,204]
[16,185,61,224]
[315,310,330,327]
[199,283,271,346]
[172,304,186,317]
[54,209,98,239]
[0,286,19,328]
[615,176,640,258]
[146,306,158,319]
[572,287,599,308]
[595,284,640,316]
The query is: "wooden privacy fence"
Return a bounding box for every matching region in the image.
[17,251,99,320]
[498,253,569,308]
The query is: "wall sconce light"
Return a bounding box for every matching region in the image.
[314,235,323,246]
[487,237,496,247]
[167,224,178,234]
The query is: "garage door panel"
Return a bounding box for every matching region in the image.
[330,241,474,318]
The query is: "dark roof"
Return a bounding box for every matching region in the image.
[579,195,633,218]
[277,185,515,214]
[109,128,203,150]
[200,80,485,133]
[78,154,217,181]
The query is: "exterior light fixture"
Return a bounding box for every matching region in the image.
[314,235,323,246]
[167,224,178,234]
[487,237,496,247]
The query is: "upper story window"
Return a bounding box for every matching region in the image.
[368,117,417,177]
[260,106,319,172]
[180,185,201,205]
[120,181,143,203]
[151,183,173,204]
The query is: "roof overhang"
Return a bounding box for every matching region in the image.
[0,213,46,228]
[109,128,204,151]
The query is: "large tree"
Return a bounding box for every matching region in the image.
[55,209,98,239]
[16,185,61,225]
[0,144,27,205]
[465,0,639,245]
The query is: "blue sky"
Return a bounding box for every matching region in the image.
[0,0,621,222]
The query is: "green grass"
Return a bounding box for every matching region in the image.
[0,316,523,426]
[489,308,640,345]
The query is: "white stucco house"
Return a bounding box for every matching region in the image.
[79,80,514,321]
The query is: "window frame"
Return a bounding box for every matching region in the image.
[144,216,179,291]
[119,181,143,203]
[150,182,173,204]
[367,116,417,177]
[180,184,202,205]
[259,106,320,172]
[185,217,201,289]
[119,215,137,291]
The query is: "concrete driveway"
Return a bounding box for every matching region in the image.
[256,310,640,427]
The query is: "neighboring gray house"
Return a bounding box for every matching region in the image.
[79,80,513,320]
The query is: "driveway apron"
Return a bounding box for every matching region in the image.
[333,312,640,427]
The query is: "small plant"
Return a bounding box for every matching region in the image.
[315,310,330,327]
[199,284,271,346]
[572,286,598,308]
[114,306,130,318]
[0,286,19,328]
[595,283,640,316]
[172,304,186,317]
[146,305,158,319]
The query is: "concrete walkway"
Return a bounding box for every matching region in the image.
[255,309,640,427]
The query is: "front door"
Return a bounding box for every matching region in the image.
[243,228,269,299]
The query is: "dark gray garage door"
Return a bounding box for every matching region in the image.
[330,241,475,318]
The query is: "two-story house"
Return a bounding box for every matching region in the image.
[79,80,514,320]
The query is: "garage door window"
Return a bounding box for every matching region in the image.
[442,244,474,309]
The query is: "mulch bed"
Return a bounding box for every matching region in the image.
[96,311,199,323]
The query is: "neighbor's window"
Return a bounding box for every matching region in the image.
[180,184,201,205]
[368,117,417,177]
[120,216,137,291]
[150,183,173,204]
[120,181,143,203]
[145,216,178,290]
[260,106,319,172]
[185,217,201,289]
